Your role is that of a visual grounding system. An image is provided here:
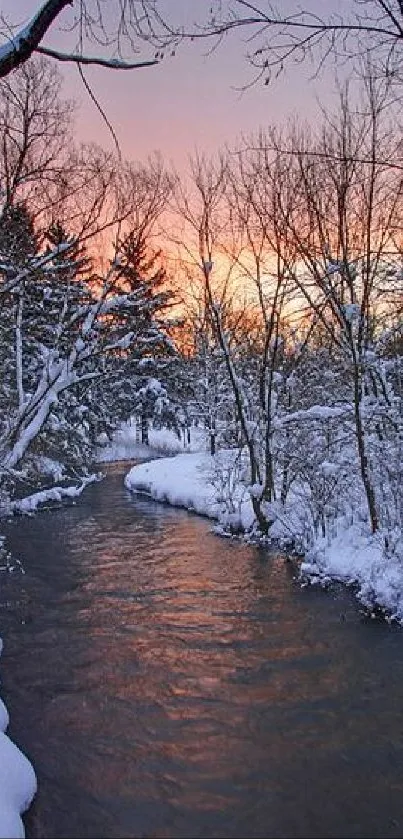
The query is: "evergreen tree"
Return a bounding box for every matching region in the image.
[95,231,177,442]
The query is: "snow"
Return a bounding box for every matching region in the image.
[0,642,36,839]
[0,15,39,62]
[249,483,264,499]
[281,403,353,424]
[343,303,360,322]
[96,422,207,463]
[1,475,99,516]
[32,456,65,483]
[301,524,403,621]
[125,452,221,518]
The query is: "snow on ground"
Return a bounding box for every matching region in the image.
[0,641,36,839]
[125,453,222,518]
[126,450,403,622]
[31,456,66,483]
[302,524,403,622]
[96,422,206,463]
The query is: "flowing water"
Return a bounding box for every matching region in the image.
[1,463,403,838]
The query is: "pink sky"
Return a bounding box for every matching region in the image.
[1,1,344,171]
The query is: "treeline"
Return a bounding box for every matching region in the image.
[172,72,402,546]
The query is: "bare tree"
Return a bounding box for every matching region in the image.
[0,56,118,243]
[265,77,403,533]
[0,55,178,279]
[114,154,174,246]
[174,152,297,533]
[172,155,237,459]
[225,141,298,508]
[0,56,73,214]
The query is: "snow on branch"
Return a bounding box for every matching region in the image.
[0,1,72,78]
[1,474,99,516]
[280,404,354,425]
[35,46,158,71]
[0,239,77,295]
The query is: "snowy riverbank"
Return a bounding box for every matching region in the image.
[125,451,403,623]
[125,452,223,518]
[0,641,36,838]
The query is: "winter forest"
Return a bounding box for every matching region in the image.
[1,55,401,604]
[0,1,403,837]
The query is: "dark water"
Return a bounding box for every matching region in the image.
[1,464,403,839]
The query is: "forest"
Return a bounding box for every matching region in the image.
[0,56,401,558]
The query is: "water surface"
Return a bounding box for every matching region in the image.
[1,464,403,838]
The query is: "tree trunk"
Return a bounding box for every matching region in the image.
[353,364,378,533]
[141,413,149,445]
[15,293,24,413]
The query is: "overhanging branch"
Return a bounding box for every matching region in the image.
[36,45,159,70]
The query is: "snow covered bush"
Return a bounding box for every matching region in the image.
[206,448,249,531]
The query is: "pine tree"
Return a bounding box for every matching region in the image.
[96,231,177,442]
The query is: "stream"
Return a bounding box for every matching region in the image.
[1,463,403,838]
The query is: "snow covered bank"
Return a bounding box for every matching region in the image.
[125,453,222,518]
[126,452,403,622]
[302,524,403,622]
[0,642,36,838]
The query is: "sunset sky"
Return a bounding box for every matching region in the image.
[1,1,346,171]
